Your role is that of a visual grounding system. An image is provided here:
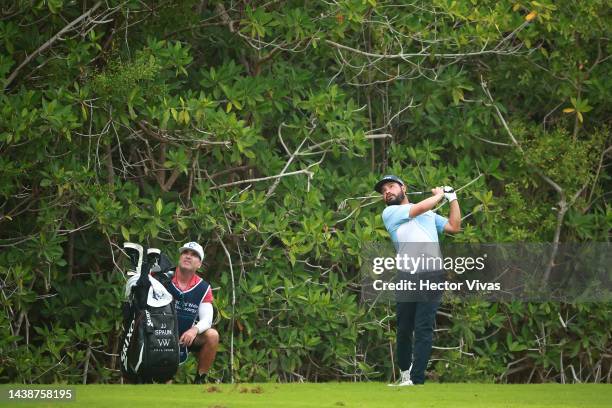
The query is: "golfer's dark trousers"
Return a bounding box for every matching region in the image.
[396,299,440,384]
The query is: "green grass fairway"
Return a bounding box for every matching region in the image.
[3,383,611,408]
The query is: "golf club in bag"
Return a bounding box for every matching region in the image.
[120,242,179,383]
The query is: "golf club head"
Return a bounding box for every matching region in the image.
[147,248,161,269]
[146,248,175,285]
[152,269,174,287]
[123,242,144,276]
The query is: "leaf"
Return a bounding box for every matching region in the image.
[121,225,130,241]
[562,108,575,113]
[161,111,170,128]
[156,198,163,215]
[525,11,537,22]
[47,0,63,14]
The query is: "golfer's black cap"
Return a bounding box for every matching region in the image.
[374,175,404,193]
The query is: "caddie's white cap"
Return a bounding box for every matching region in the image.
[179,241,204,260]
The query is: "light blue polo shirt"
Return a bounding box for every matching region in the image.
[382,204,448,273]
[382,203,448,243]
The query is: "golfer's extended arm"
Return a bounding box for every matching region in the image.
[195,302,213,334]
[445,200,461,233]
[409,193,445,218]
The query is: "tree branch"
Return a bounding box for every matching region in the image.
[5,1,104,90]
[325,38,524,60]
[210,159,322,190]
[265,123,315,198]
[215,231,235,384]
[481,78,567,285]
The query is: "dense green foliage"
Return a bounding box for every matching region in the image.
[1,1,610,384]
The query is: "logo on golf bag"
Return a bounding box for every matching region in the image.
[145,310,154,328]
[121,318,136,372]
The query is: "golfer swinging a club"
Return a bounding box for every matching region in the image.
[375,175,461,386]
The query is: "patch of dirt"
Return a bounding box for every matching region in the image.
[237,386,264,394]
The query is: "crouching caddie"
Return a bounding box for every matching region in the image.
[167,241,219,384]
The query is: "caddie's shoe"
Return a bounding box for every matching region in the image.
[194,373,207,384]
[388,366,413,387]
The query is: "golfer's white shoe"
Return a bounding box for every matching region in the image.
[388,366,413,386]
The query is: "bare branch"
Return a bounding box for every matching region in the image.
[481,78,565,195]
[366,99,418,135]
[210,158,323,190]
[5,1,104,90]
[335,199,379,224]
[481,78,570,285]
[265,125,314,198]
[364,134,393,139]
[325,38,525,60]
[138,121,231,148]
[215,231,235,384]
[470,134,513,147]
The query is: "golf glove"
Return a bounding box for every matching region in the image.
[443,186,457,202]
